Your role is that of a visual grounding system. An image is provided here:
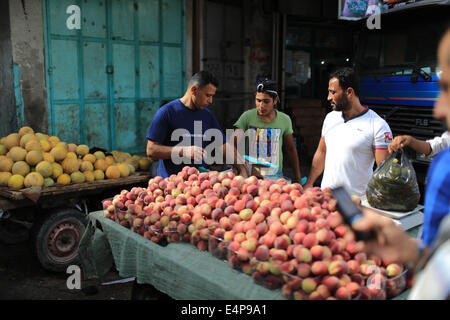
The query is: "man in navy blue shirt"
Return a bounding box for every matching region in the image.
[146,71,248,178]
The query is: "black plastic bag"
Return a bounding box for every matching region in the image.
[366,152,420,212]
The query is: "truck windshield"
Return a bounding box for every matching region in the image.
[358,23,443,75]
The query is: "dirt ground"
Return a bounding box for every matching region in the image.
[0,239,134,300]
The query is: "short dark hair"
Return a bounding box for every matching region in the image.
[188,71,219,89]
[330,67,360,97]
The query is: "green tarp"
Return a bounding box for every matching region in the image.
[78,211,286,300]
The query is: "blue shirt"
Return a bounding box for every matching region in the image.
[422,147,450,247]
[146,99,225,178]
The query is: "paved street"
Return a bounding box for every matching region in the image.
[0,240,133,300]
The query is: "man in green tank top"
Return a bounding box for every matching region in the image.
[233,79,302,183]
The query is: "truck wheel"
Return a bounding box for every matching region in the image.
[31,207,87,273]
[131,282,172,300]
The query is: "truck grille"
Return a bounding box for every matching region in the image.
[369,104,445,163]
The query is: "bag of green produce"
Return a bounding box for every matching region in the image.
[366,151,420,212]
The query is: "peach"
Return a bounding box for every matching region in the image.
[234,232,246,243]
[335,287,351,300]
[255,221,268,235]
[281,200,294,213]
[297,263,311,278]
[256,205,270,217]
[267,249,285,263]
[260,231,276,248]
[269,221,283,236]
[256,261,271,275]
[322,275,341,292]
[295,247,312,263]
[280,261,295,274]
[239,208,253,221]
[293,290,307,300]
[308,291,323,300]
[250,212,265,225]
[354,252,367,264]
[254,245,270,261]
[346,282,360,298]
[224,205,235,216]
[280,211,292,224]
[245,200,258,212]
[310,245,324,260]
[386,263,403,278]
[245,229,258,240]
[286,277,302,291]
[274,234,291,250]
[285,216,299,230]
[224,230,235,241]
[315,218,329,229]
[311,261,328,275]
[219,216,232,230]
[301,278,317,294]
[302,233,318,249]
[316,284,331,299]
[242,220,256,233]
[347,260,360,275]
[328,260,349,276]
[334,225,348,238]
[270,207,282,218]
[316,228,332,244]
[293,232,306,245]
[241,239,257,252]
[236,247,250,261]
[296,219,309,233]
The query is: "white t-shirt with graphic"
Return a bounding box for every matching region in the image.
[321,108,393,197]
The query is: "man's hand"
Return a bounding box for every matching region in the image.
[388,135,412,154]
[174,146,206,163]
[388,135,432,156]
[352,208,419,265]
[236,164,250,178]
[302,181,313,190]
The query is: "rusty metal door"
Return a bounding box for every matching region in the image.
[43,0,186,153]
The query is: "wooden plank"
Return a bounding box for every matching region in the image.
[0,173,151,201]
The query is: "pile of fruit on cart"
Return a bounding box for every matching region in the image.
[0,126,153,190]
[102,166,411,300]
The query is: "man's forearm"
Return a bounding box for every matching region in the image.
[147,144,180,160]
[306,151,325,186]
[287,148,302,182]
[409,137,432,156]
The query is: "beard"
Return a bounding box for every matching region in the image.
[331,95,350,112]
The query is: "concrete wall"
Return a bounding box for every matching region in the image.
[185,0,193,81]
[8,0,47,133]
[243,0,273,110]
[0,1,15,138]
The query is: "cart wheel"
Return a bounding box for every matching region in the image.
[0,219,29,244]
[31,207,87,273]
[131,282,172,300]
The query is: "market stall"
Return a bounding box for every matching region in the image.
[78,167,420,300]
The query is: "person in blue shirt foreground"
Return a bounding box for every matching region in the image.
[353,27,450,299]
[146,71,249,178]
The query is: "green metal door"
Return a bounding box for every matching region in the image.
[43,0,186,153]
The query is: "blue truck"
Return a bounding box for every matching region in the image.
[354,0,450,196]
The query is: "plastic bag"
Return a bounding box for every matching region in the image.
[366,152,420,212]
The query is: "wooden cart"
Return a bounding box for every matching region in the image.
[0,173,151,273]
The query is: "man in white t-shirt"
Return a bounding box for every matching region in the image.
[304,67,392,196]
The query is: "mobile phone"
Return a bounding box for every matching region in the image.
[331,186,377,241]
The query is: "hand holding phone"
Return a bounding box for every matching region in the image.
[331,186,377,241]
